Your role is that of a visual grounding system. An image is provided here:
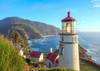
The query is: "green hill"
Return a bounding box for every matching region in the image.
[0,17,60,39]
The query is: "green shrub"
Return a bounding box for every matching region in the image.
[30,61,39,67]
[0,37,24,71]
[30,61,34,64]
[33,62,39,67]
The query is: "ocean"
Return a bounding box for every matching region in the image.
[29,32,100,64]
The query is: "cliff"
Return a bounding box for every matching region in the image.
[0,17,60,39]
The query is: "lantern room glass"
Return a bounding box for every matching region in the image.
[66,23,71,33]
[62,22,77,34]
[62,22,72,33]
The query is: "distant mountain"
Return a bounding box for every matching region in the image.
[0,17,60,39]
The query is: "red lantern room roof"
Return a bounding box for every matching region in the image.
[62,12,76,22]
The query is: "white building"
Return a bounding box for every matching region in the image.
[58,12,80,71]
[16,48,26,58]
[30,51,44,62]
[46,48,59,68]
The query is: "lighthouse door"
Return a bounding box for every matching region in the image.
[49,62,51,68]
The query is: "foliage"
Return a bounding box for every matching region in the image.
[11,31,31,52]
[28,60,39,67]
[21,39,30,52]
[38,68,75,71]
[44,53,48,58]
[11,31,22,46]
[0,37,24,71]
[32,62,39,67]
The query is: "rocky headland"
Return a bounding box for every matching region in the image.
[0,17,60,39]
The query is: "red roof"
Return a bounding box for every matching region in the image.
[31,51,42,58]
[56,58,59,64]
[62,12,76,22]
[47,53,57,62]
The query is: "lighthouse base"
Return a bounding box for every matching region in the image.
[58,43,80,71]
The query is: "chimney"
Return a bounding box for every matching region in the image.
[50,48,53,53]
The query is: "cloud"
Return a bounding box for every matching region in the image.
[91,0,100,7]
[91,0,100,2]
[93,3,100,7]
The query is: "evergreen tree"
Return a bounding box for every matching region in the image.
[11,31,31,52]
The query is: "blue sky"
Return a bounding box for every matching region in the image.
[0,0,100,32]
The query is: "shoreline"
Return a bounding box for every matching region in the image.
[28,35,100,65]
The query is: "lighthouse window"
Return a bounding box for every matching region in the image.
[62,37,64,42]
[66,23,71,33]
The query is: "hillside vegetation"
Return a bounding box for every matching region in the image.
[0,17,60,39]
[80,59,100,71]
[0,37,27,71]
[0,35,100,71]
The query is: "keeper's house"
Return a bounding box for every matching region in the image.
[30,51,44,62]
[46,48,59,68]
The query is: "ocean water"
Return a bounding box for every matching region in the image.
[29,32,100,64]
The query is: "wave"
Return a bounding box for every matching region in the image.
[29,33,100,64]
[43,35,56,38]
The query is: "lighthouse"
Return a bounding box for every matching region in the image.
[58,12,80,71]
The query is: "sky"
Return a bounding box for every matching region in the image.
[0,0,100,32]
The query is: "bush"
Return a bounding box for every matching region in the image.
[0,37,24,71]
[33,62,39,67]
[29,61,39,67]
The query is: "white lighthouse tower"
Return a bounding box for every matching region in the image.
[58,12,80,71]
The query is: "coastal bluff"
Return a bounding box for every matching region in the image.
[0,17,60,39]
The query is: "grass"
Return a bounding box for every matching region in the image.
[37,59,100,71]
[80,59,100,71]
[25,55,100,71]
[0,37,25,71]
[25,50,100,71]
[38,68,75,71]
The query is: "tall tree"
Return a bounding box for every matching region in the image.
[11,31,31,52]
[11,32,22,47]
